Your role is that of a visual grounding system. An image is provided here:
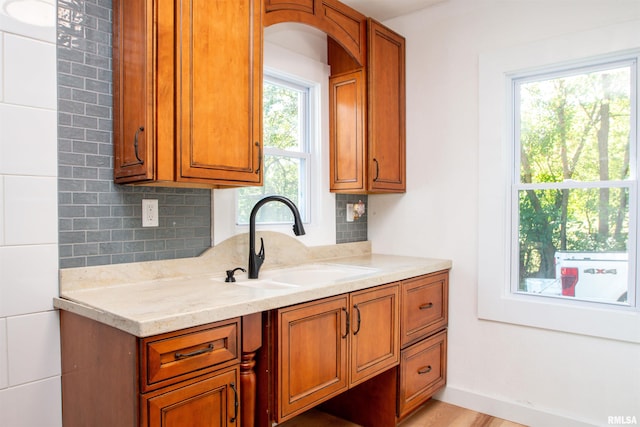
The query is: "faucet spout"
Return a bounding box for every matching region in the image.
[248,195,306,279]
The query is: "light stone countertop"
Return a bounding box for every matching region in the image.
[54,232,451,337]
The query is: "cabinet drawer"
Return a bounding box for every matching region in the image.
[397,329,447,418]
[401,272,448,348]
[141,319,240,392]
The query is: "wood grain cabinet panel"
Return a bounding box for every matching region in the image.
[328,19,406,193]
[397,330,447,418]
[113,0,262,187]
[349,284,400,386]
[400,272,449,348]
[142,367,240,427]
[277,295,350,420]
[274,283,400,423]
[60,312,245,427]
[396,271,449,421]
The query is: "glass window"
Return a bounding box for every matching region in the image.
[512,59,636,305]
[237,74,311,225]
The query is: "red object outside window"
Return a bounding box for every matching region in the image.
[560,267,579,296]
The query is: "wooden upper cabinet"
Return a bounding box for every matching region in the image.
[113,0,263,187]
[328,19,406,193]
[367,19,406,193]
[329,69,366,192]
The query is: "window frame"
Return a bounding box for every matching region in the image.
[509,58,638,307]
[477,19,640,343]
[236,73,313,225]
[212,40,335,247]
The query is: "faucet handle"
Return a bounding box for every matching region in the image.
[257,237,265,260]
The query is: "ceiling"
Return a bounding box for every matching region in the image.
[340,0,448,20]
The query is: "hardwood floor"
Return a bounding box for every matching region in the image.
[279,400,526,426]
[399,400,526,427]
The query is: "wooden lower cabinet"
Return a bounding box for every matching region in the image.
[273,283,400,423]
[142,367,240,427]
[60,311,262,427]
[397,329,447,418]
[263,271,449,427]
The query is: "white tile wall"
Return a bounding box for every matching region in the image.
[3,34,56,109]
[3,176,57,245]
[6,312,60,386]
[0,318,7,389]
[0,1,60,426]
[0,104,57,176]
[0,0,56,43]
[0,377,62,427]
[0,244,58,317]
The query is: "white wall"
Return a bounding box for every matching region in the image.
[0,0,61,426]
[370,1,640,426]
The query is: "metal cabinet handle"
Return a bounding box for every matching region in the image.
[230,382,239,423]
[341,307,350,339]
[255,142,261,175]
[373,158,379,181]
[133,126,144,164]
[419,303,433,310]
[174,343,214,360]
[353,304,361,335]
[418,365,432,375]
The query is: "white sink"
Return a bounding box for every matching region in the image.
[261,263,379,286]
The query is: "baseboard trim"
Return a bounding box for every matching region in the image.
[435,386,598,427]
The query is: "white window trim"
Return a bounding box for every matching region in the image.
[213,41,335,247]
[478,19,640,343]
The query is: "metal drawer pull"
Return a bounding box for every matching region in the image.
[419,302,433,310]
[418,365,432,375]
[230,382,239,423]
[174,343,214,360]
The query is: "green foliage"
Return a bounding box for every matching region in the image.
[517,64,632,281]
[237,80,307,224]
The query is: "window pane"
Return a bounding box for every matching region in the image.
[264,80,304,151]
[237,155,306,224]
[518,65,631,184]
[517,187,629,304]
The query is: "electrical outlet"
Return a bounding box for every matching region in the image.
[142,199,159,227]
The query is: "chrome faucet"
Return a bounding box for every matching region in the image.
[248,195,306,279]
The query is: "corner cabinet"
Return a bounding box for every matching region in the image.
[329,19,406,193]
[272,283,400,423]
[113,0,263,187]
[60,312,264,427]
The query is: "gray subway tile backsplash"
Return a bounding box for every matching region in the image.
[57,0,366,268]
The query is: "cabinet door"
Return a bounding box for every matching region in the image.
[277,295,349,421]
[142,367,240,427]
[349,283,400,386]
[113,0,155,183]
[177,0,262,185]
[329,69,366,192]
[367,19,406,192]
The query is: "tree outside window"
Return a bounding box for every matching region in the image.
[514,59,636,305]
